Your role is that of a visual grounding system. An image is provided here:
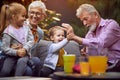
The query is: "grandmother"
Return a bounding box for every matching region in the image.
[25,0,47,76]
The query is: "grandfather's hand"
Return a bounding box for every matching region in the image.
[62,23,77,40]
[61,23,74,35]
[81,47,88,56]
[67,32,76,40]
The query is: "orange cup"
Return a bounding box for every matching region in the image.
[89,56,107,75]
[79,56,90,76]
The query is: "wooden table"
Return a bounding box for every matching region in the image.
[52,72,120,80]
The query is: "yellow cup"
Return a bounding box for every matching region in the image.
[63,54,76,73]
[80,62,89,76]
[79,56,90,76]
[89,56,107,75]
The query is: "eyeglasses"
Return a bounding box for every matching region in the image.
[29,11,43,17]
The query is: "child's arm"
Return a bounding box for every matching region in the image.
[11,44,22,49]
[49,38,69,53]
[22,26,34,56]
[11,44,27,57]
[1,34,18,56]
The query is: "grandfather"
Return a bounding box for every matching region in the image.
[62,4,120,72]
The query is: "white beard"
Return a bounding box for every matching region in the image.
[89,23,97,32]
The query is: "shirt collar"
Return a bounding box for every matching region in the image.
[25,19,39,30]
[98,18,106,27]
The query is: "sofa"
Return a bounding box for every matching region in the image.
[31,40,82,64]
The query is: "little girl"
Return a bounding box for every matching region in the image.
[39,26,70,77]
[0,2,34,76]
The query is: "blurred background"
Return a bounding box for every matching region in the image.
[0,0,120,39]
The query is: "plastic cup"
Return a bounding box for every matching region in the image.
[79,56,90,76]
[63,54,76,73]
[89,56,107,75]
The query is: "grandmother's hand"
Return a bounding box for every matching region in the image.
[11,44,22,49]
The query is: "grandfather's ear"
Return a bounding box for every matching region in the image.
[92,12,98,18]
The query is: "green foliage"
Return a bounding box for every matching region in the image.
[76,0,120,23]
[68,0,120,37]
[39,0,120,39]
[71,23,87,38]
[39,10,61,29]
[39,9,61,40]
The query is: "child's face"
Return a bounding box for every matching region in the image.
[50,29,65,43]
[14,8,26,27]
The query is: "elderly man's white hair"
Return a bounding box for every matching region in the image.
[76,4,99,18]
[28,1,46,13]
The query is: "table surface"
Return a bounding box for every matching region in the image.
[53,72,120,80]
[0,77,52,80]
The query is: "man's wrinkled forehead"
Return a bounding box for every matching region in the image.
[79,11,90,21]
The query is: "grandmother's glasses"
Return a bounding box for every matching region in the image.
[29,11,43,17]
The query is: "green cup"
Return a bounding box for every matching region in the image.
[63,54,76,73]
